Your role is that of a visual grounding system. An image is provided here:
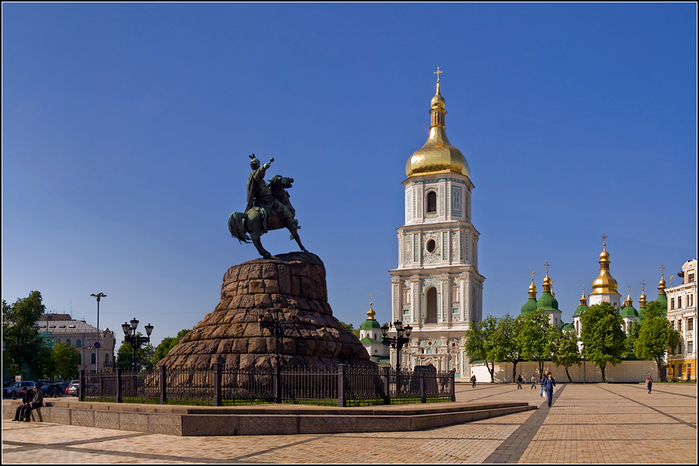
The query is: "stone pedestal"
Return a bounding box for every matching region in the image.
[157,252,373,369]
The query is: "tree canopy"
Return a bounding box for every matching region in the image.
[580,302,625,382]
[520,309,555,377]
[636,301,680,381]
[494,314,524,382]
[551,330,582,382]
[2,291,46,378]
[152,329,191,366]
[464,316,500,382]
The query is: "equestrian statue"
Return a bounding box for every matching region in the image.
[228,154,308,259]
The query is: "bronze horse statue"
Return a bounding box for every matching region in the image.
[228,175,308,259]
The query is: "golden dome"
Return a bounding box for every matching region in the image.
[406,78,471,179]
[580,287,587,306]
[590,241,618,295]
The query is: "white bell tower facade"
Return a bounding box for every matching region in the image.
[389,70,485,378]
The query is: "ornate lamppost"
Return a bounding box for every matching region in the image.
[381,320,413,371]
[90,292,106,370]
[121,318,153,370]
[256,295,297,367]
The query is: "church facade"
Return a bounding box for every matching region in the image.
[388,72,485,378]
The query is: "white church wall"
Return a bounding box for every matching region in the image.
[467,360,657,383]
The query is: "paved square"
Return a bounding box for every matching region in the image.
[3,382,696,463]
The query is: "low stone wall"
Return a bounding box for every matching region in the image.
[2,399,535,436]
[469,360,658,383]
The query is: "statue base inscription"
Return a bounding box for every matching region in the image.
[157,252,373,369]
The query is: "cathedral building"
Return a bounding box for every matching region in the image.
[388,71,485,378]
[519,266,563,327]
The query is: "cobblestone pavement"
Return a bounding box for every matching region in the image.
[2,382,696,464]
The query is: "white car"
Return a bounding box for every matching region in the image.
[66,382,79,396]
[4,381,36,399]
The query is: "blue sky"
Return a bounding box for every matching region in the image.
[2,2,696,350]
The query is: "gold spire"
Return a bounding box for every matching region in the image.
[658,265,666,294]
[639,281,647,307]
[528,270,537,298]
[580,285,587,306]
[624,287,633,307]
[366,293,376,320]
[542,262,552,293]
[406,68,471,178]
[590,235,619,295]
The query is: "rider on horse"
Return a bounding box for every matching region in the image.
[246,154,294,233]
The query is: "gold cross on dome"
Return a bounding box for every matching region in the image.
[369,292,373,305]
[544,261,550,274]
[660,264,665,276]
[530,270,535,283]
[434,67,443,83]
[601,233,607,246]
[641,281,645,291]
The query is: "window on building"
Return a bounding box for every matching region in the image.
[671,298,675,310]
[91,353,96,364]
[689,318,694,331]
[425,287,438,324]
[426,191,437,214]
[678,296,682,308]
[76,339,82,348]
[678,342,682,354]
[678,365,683,377]
[689,273,695,283]
[688,341,694,354]
[678,320,683,332]
[105,353,110,364]
[66,339,71,346]
[690,294,694,307]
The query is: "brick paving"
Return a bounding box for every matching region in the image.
[2,382,696,464]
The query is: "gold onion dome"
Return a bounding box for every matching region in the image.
[591,241,618,294]
[406,73,471,179]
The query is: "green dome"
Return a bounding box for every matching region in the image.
[537,291,559,312]
[655,294,667,313]
[520,298,538,316]
[562,323,575,331]
[573,304,588,318]
[620,305,638,318]
[359,319,382,330]
[359,336,383,345]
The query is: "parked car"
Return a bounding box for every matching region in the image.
[39,382,65,397]
[4,381,37,399]
[66,382,79,396]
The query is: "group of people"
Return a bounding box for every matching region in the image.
[12,385,43,422]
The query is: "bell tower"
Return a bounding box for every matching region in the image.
[389,69,485,378]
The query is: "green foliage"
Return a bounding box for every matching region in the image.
[580,302,625,382]
[551,330,582,382]
[520,309,555,377]
[636,301,680,380]
[494,314,524,382]
[623,320,639,359]
[152,329,191,366]
[52,341,80,381]
[464,316,500,382]
[2,291,46,377]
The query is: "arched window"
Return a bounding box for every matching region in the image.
[91,353,96,364]
[426,191,437,214]
[425,287,438,324]
[76,339,82,348]
[105,353,110,364]
[66,339,71,346]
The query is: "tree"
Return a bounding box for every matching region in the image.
[580,302,625,382]
[623,320,639,359]
[2,291,46,378]
[551,330,582,382]
[464,316,501,383]
[520,309,554,377]
[152,329,191,366]
[52,341,80,381]
[636,301,680,381]
[495,314,524,383]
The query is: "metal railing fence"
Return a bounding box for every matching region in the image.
[81,364,455,407]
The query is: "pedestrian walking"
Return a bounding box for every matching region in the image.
[471,374,476,388]
[540,373,546,397]
[516,374,523,389]
[531,375,537,389]
[544,373,556,407]
[646,375,653,394]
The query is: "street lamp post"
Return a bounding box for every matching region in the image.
[256,295,297,367]
[90,292,106,371]
[121,318,153,370]
[381,320,413,372]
